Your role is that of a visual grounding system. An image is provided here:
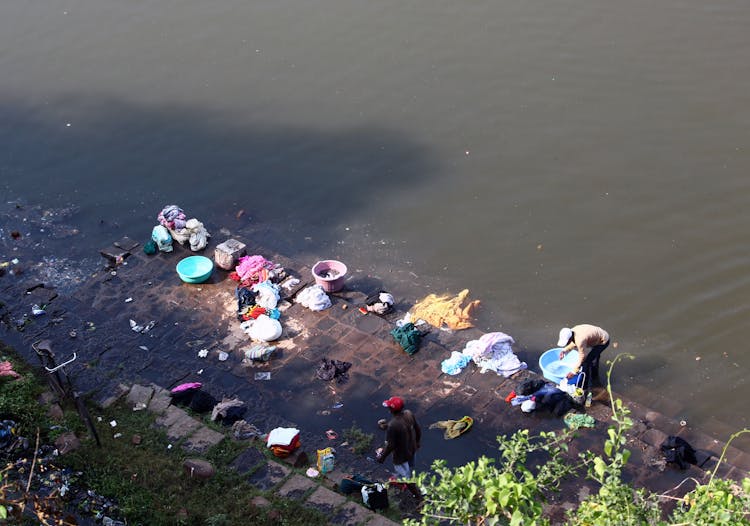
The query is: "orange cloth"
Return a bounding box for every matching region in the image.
[409,289,480,330]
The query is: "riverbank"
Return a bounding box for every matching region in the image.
[1,203,748,523]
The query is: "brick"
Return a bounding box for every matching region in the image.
[276,473,316,500]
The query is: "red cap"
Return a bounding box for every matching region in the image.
[382,396,404,412]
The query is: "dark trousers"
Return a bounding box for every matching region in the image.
[582,340,610,388]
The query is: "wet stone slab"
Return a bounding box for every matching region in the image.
[276,473,317,500]
[329,501,373,526]
[246,460,291,490]
[303,485,347,515]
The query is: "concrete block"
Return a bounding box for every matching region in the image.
[148,385,172,414]
[126,384,154,410]
[214,239,247,270]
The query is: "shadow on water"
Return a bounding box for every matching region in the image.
[0,94,437,259]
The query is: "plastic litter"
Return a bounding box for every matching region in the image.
[254,372,271,380]
[31,304,46,316]
[218,351,229,361]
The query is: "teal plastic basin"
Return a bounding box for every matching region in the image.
[176,256,214,284]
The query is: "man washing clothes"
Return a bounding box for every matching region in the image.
[557,324,610,390]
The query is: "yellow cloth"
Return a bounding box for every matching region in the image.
[429,416,473,439]
[409,289,480,330]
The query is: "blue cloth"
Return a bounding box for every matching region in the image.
[441,351,471,375]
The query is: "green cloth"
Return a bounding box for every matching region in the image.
[143,240,158,255]
[390,323,422,355]
[563,412,596,429]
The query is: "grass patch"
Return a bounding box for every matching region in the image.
[59,401,329,526]
[0,344,49,436]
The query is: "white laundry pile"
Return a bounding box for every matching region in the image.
[462,332,527,377]
[240,314,282,342]
[296,284,332,311]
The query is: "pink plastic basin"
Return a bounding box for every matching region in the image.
[312,260,348,293]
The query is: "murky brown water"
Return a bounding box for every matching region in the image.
[1,1,749,444]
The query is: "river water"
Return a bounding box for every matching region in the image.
[1,1,749,446]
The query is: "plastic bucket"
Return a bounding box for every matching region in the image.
[312,260,347,293]
[539,347,579,384]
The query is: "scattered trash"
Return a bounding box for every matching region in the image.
[0,361,21,379]
[218,351,229,361]
[680,420,687,427]
[167,444,173,449]
[197,369,203,375]
[31,304,46,316]
[331,402,344,409]
[306,467,320,478]
[254,372,271,380]
[69,330,77,338]
[109,420,117,427]
[130,319,156,334]
[124,297,133,303]
[326,429,338,440]
[132,403,147,411]
[198,349,209,358]
[113,433,122,439]
[138,346,149,351]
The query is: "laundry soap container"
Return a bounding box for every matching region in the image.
[312,260,347,293]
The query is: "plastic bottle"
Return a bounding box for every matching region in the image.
[585,391,593,408]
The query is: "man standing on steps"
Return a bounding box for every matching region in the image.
[376,396,422,501]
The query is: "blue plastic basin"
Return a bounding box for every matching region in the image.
[539,347,579,383]
[176,255,214,284]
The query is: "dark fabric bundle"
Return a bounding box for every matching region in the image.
[220,406,248,426]
[390,323,422,355]
[316,358,352,384]
[517,378,547,396]
[189,390,218,414]
[661,436,698,469]
[236,286,257,320]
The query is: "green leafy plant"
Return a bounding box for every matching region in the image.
[407,428,576,526]
[342,422,374,455]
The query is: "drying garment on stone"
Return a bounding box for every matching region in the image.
[296,284,332,311]
[316,358,352,384]
[266,427,300,447]
[409,289,480,330]
[185,218,210,251]
[441,351,472,375]
[463,332,527,377]
[243,343,276,362]
[157,204,187,231]
[252,280,280,309]
[211,397,245,422]
[429,416,473,439]
[235,255,275,284]
[232,420,263,440]
[362,291,395,315]
[390,322,422,355]
[240,314,282,342]
[151,225,173,252]
[236,287,257,319]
